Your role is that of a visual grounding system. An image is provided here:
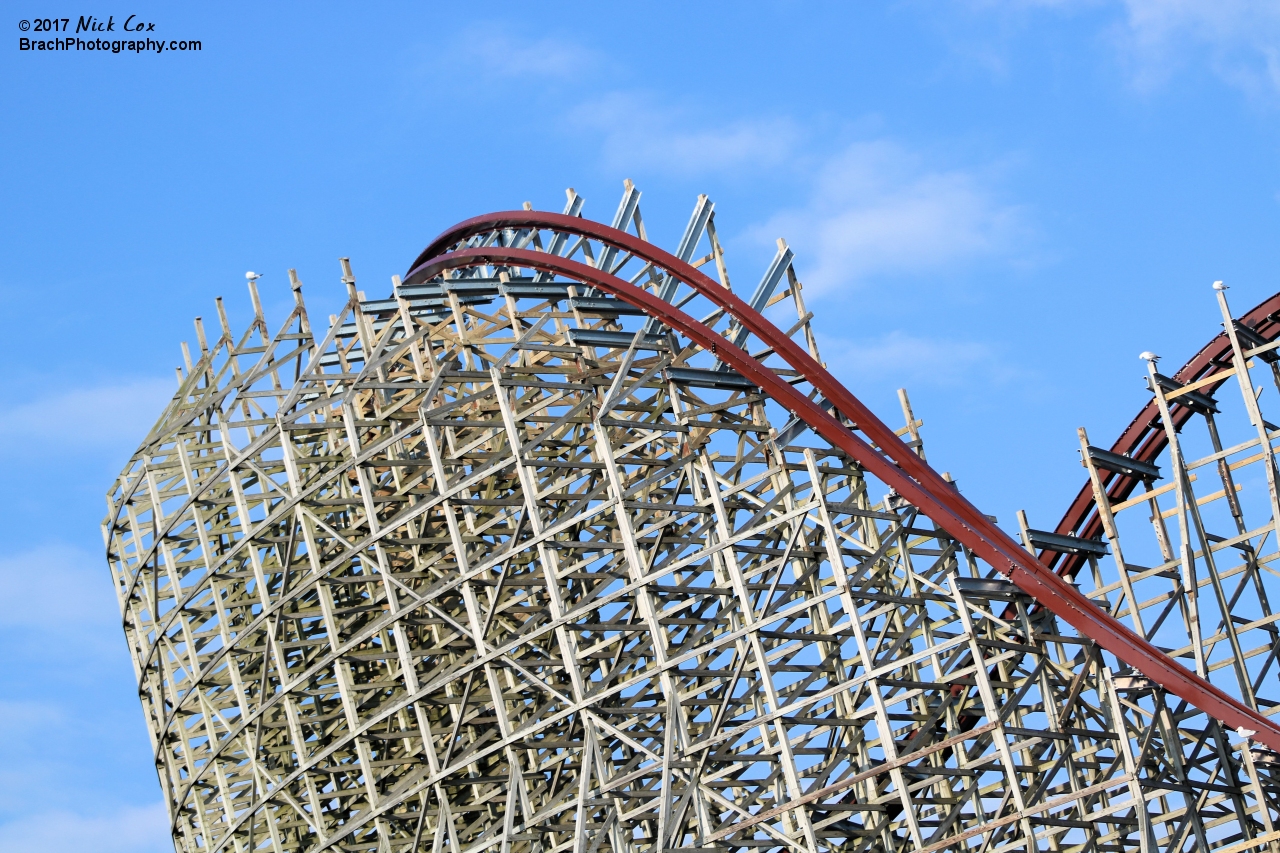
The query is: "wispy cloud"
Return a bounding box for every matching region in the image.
[748,140,1023,293]
[0,378,173,456]
[965,0,1104,9]
[0,699,66,732]
[570,93,802,176]
[0,543,126,683]
[1112,0,1280,96]
[442,29,597,81]
[0,802,170,853]
[0,545,151,839]
[0,544,119,635]
[823,330,1026,389]
[970,0,1280,97]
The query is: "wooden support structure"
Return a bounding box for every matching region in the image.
[105,186,1279,853]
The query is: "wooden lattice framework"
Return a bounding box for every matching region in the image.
[104,184,1280,853]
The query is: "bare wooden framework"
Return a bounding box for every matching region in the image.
[105,184,1279,853]
[1026,287,1280,853]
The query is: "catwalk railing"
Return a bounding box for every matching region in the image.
[105,183,1280,853]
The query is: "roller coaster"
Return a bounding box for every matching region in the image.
[104,182,1280,852]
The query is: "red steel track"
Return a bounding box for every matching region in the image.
[405,213,1280,753]
[1049,294,1280,575]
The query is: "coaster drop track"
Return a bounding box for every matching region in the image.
[410,208,1280,752]
[106,184,1280,853]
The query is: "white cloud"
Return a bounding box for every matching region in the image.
[0,699,66,732]
[0,802,171,853]
[972,0,1280,96]
[0,378,173,455]
[0,544,126,676]
[823,330,1024,388]
[749,141,1022,292]
[445,30,596,80]
[570,93,802,176]
[0,544,120,633]
[1112,0,1280,95]
[966,0,1104,8]
[0,548,151,833]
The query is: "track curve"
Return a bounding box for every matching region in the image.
[411,216,1280,753]
[1051,293,1280,569]
[105,191,1280,853]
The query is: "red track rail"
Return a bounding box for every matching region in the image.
[405,223,1280,752]
[1049,294,1280,576]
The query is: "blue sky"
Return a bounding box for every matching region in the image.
[4,1,1280,849]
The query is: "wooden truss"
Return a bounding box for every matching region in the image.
[1026,288,1280,852]
[104,184,1279,853]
